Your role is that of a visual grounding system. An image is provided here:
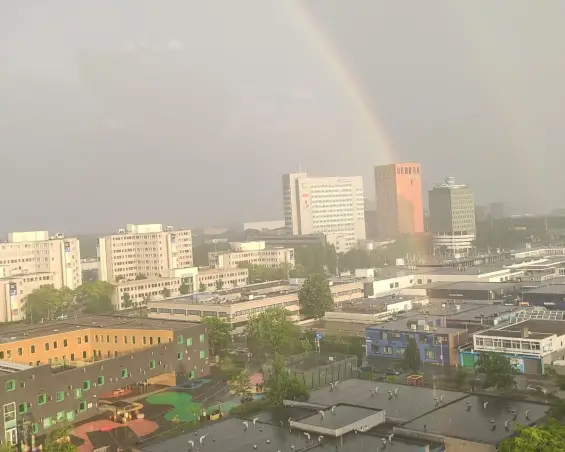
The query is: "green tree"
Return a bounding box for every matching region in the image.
[218,356,243,379]
[547,367,565,391]
[230,369,253,408]
[294,243,337,275]
[453,366,468,387]
[23,285,64,323]
[265,354,309,406]
[215,279,224,291]
[548,400,565,421]
[474,352,519,389]
[122,292,133,309]
[199,283,207,292]
[403,338,420,372]
[161,287,171,299]
[237,263,285,283]
[202,316,232,355]
[179,283,191,295]
[135,273,147,280]
[43,420,77,452]
[245,307,299,356]
[115,275,125,282]
[0,441,16,452]
[498,421,565,452]
[288,263,307,278]
[74,281,115,315]
[298,274,334,319]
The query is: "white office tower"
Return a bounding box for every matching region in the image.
[0,231,82,322]
[282,172,366,252]
[97,224,193,282]
[428,177,476,257]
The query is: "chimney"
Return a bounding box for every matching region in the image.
[522,327,529,338]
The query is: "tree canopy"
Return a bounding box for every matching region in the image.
[294,243,337,275]
[298,274,334,319]
[245,307,299,356]
[74,281,115,315]
[403,338,420,372]
[202,316,232,355]
[230,369,253,406]
[264,354,309,406]
[43,421,77,452]
[474,352,519,389]
[498,421,565,452]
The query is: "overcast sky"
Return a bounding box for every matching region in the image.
[1,0,564,234]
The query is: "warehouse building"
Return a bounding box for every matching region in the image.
[426,281,524,302]
[522,284,565,310]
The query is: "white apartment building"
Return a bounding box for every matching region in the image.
[112,267,248,309]
[0,231,82,322]
[208,241,294,269]
[97,224,193,282]
[282,172,366,252]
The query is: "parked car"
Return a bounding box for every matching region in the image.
[385,368,403,376]
[526,384,548,394]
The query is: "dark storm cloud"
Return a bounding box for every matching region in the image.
[1,0,564,233]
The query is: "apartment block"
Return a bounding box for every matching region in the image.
[208,241,294,269]
[0,316,210,445]
[374,163,424,238]
[97,224,193,282]
[282,172,366,252]
[112,267,249,309]
[0,231,82,322]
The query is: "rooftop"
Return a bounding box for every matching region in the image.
[511,308,565,322]
[524,284,565,295]
[427,281,524,292]
[368,317,463,335]
[401,394,548,445]
[0,315,197,344]
[140,416,432,452]
[307,379,468,422]
[293,404,383,431]
[479,319,565,338]
[340,295,421,313]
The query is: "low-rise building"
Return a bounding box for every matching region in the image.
[112,267,248,309]
[208,241,294,269]
[148,280,364,333]
[366,317,468,367]
[426,281,524,302]
[0,316,210,445]
[522,284,565,310]
[471,319,565,372]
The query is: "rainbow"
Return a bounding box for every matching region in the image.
[284,1,396,165]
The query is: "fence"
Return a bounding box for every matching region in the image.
[263,352,358,390]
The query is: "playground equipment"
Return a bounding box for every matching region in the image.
[406,374,424,387]
[99,400,145,423]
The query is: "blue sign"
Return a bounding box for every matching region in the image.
[316,332,323,340]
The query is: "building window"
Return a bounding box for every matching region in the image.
[77,337,82,345]
[425,349,436,360]
[74,388,82,399]
[63,339,68,347]
[149,337,154,345]
[200,350,207,359]
[66,411,75,421]
[124,336,128,344]
[384,346,393,355]
[97,376,105,386]
[177,352,183,360]
[17,347,23,356]
[189,370,195,380]
[5,380,15,391]
[94,335,99,343]
[396,347,406,356]
[18,402,28,414]
[178,335,184,344]
[143,337,147,345]
[84,335,89,343]
[53,341,58,349]
[30,345,36,354]
[199,334,205,343]
[57,411,65,422]
[114,336,118,344]
[32,424,39,435]
[106,335,110,343]
[38,393,47,405]
[44,343,50,351]
[132,336,136,345]
[79,401,87,412]
[83,380,91,391]
[186,338,192,346]
[121,369,128,379]
[149,360,156,369]
[56,391,65,402]
[43,417,52,429]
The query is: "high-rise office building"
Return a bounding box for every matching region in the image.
[282,172,366,252]
[0,231,82,322]
[374,163,424,238]
[97,224,193,282]
[428,177,476,256]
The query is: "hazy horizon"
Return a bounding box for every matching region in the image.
[2,1,564,234]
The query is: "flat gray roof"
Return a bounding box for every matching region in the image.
[368,317,464,335]
[525,284,565,295]
[297,405,380,429]
[428,281,523,292]
[480,319,565,338]
[446,304,520,321]
[307,379,468,422]
[140,416,430,452]
[401,395,548,444]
